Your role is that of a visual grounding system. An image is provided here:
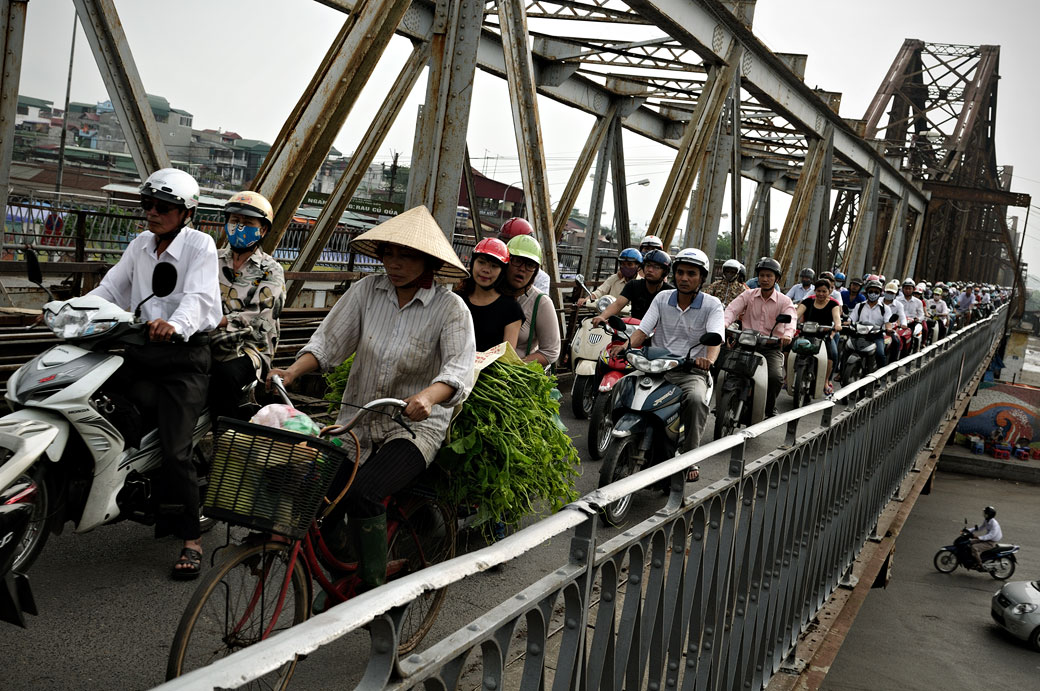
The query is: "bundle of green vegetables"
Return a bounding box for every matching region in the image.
[436,360,580,532]
[323,355,580,532]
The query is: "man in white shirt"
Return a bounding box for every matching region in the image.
[881,281,909,360]
[612,248,724,455]
[89,168,222,580]
[969,506,1003,569]
[897,278,929,344]
[786,267,815,303]
[926,287,951,338]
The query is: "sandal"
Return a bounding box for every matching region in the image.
[686,466,700,482]
[825,382,834,396]
[171,547,202,581]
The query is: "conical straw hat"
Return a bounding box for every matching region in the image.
[350,206,468,280]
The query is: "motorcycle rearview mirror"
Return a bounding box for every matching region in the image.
[134,262,179,320]
[776,313,793,324]
[699,331,723,347]
[606,315,628,334]
[24,248,54,300]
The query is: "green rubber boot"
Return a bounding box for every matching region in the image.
[356,513,388,590]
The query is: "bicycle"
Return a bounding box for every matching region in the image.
[166,377,456,689]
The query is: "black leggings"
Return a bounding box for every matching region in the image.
[330,439,426,519]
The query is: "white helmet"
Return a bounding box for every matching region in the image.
[722,258,741,271]
[673,247,710,278]
[140,168,200,210]
[915,282,926,293]
[639,234,664,250]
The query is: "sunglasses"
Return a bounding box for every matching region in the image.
[140,199,178,214]
[509,257,538,271]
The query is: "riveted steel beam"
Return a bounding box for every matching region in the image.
[462,146,485,237]
[686,113,731,259]
[609,120,632,248]
[581,117,613,278]
[72,0,170,178]
[622,0,926,213]
[257,0,412,253]
[741,175,775,264]
[776,130,830,276]
[797,127,833,273]
[499,0,560,302]
[406,0,484,238]
[283,39,429,306]
[553,103,617,241]
[0,0,27,217]
[650,52,738,249]
[877,195,908,278]
[841,162,881,278]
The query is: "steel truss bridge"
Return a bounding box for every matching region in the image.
[0,1,1031,312]
[0,1,1028,688]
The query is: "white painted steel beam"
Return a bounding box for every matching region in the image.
[72,0,170,178]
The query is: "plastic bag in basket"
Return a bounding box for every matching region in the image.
[250,403,321,436]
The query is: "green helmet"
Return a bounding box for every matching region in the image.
[506,234,542,266]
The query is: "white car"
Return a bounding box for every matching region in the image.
[991,579,1040,651]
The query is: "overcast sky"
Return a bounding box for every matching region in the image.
[16,0,1040,277]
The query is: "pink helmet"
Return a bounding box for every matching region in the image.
[472,237,510,266]
[499,217,533,240]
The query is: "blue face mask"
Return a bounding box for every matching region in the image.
[225,222,263,250]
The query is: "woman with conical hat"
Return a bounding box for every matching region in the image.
[270,206,475,591]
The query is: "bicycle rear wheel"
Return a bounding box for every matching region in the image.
[388,498,456,654]
[166,541,311,690]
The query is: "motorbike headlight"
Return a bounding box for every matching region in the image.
[857,323,873,335]
[738,331,758,347]
[802,322,819,334]
[1011,603,1038,615]
[627,353,678,373]
[44,305,116,339]
[595,296,615,313]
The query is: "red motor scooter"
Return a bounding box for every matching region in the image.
[587,316,640,460]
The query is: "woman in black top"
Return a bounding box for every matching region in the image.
[797,279,842,394]
[458,238,524,351]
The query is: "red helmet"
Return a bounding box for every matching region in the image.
[472,237,510,266]
[500,217,533,240]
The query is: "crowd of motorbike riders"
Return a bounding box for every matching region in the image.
[7,166,1010,588]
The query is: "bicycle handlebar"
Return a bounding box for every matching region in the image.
[321,398,415,439]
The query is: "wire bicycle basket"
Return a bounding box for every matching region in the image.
[203,418,349,539]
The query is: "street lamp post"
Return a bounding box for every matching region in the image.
[500,180,524,223]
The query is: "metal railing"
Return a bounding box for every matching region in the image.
[153,309,1005,691]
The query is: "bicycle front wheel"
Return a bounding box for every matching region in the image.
[166,541,311,690]
[389,499,456,654]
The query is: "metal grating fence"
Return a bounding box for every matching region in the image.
[153,307,1004,691]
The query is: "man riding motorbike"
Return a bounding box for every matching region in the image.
[969,506,1003,569]
[881,281,909,360]
[786,267,816,303]
[577,247,641,307]
[609,248,724,462]
[88,168,222,579]
[704,257,748,306]
[636,235,664,278]
[724,257,797,417]
[593,249,674,324]
[926,285,951,338]
[896,277,928,345]
[841,275,866,312]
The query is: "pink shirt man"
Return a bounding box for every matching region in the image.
[724,287,798,340]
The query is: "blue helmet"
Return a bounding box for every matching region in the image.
[834,271,846,282]
[618,247,643,263]
[642,249,671,269]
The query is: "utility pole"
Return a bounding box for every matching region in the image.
[56,12,78,193]
[387,151,399,203]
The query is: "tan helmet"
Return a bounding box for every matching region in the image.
[224,191,274,228]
